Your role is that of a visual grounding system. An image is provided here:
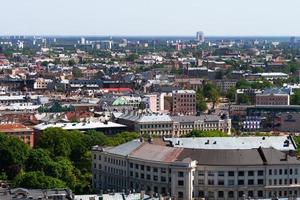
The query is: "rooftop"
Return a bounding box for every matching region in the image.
[164,136,296,151]
[33,121,126,131]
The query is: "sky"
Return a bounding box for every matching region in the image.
[1,0,300,36]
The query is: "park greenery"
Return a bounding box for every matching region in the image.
[185,130,228,137]
[0,128,139,194]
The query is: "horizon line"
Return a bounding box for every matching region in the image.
[0,34,299,38]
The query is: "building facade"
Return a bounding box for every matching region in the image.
[92,137,300,200]
[172,90,196,116]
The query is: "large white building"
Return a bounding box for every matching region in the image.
[92,136,300,200]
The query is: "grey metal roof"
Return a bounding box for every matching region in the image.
[105,140,143,156]
[164,136,296,151]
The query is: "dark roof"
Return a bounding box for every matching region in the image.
[177,147,300,166]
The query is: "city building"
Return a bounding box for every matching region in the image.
[255,88,290,106]
[172,115,231,136]
[0,123,34,147]
[172,90,196,116]
[92,136,300,200]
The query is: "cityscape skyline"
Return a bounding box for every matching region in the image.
[1,0,300,36]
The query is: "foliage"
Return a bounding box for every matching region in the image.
[291,89,300,105]
[1,128,138,194]
[226,86,236,102]
[238,93,251,105]
[13,171,66,189]
[203,83,220,108]
[185,130,228,137]
[0,134,30,179]
[196,89,207,112]
[72,67,82,78]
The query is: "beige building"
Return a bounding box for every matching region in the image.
[172,90,196,116]
[116,113,231,136]
[256,94,290,105]
[92,136,300,200]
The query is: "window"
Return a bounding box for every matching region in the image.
[178,171,184,177]
[135,172,139,178]
[228,191,234,198]
[274,169,277,175]
[135,164,139,169]
[141,165,144,170]
[218,191,224,198]
[284,169,288,174]
[290,168,293,175]
[218,171,225,177]
[198,171,204,176]
[238,191,244,198]
[153,167,158,173]
[238,180,244,185]
[198,179,204,185]
[228,171,235,176]
[130,171,133,177]
[160,176,166,182]
[295,168,298,175]
[279,169,282,175]
[258,170,264,176]
[248,191,253,197]
[93,154,96,159]
[130,163,133,168]
[238,171,244,176]
[141,173,144,179]
[178,180,184,186]
[146,174,151,180]
[161,168,166,173]
[248,171,254,176]
[198,191,204,198]
[228,179,235,186]
[218,180,224,185]
[248,179,254,185]
[178,192,183,198]
[258,191,263,197]
[153,175,158,181]
[146,166,151,171]
[208,171,214,176]
[258,179,264,185]
[269,169,272,175]
[274,179,277,185]
[208,179,214,185]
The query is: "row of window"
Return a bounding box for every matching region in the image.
[140,124,172,129]
[129,171,169,182]
[198,178,264,186]
[198,170,264,177]
[269,168,298,175]
[129,163,169,173]
[268,178,298,185]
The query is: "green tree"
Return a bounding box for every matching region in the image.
[238,93,251,105]
[72,67,82,78]
[0,133,29,179]
[13,171,66,189]
[37,128,71,157]
[291,89,300,105]
[226,86,236,102]
[26,149,52,172]
[203,83,220,108]
[185,130,228,137]
[236,79,251,89]
[196,89,207,112]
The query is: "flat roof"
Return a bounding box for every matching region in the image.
[164,136,296,151]
[34,121,126,131]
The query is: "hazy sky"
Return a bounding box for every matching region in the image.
[1,0,300,36]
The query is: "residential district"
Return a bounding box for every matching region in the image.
[0,33,300,200]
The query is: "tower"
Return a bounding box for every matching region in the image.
[196,31,204,43]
